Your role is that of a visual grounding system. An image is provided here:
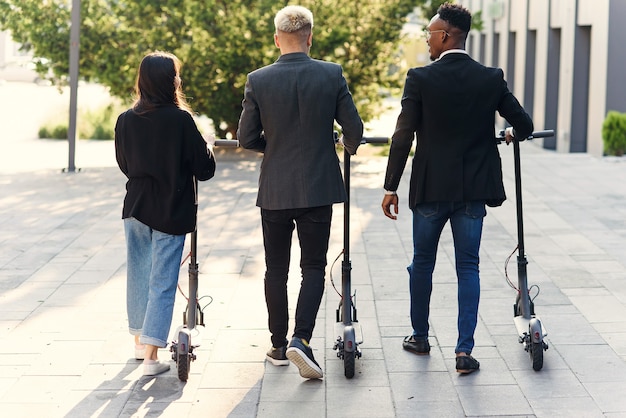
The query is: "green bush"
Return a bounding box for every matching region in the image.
[52,124,68,139]
[38,124,69,140]
[82,103,117,140]
[38,126,51,138]
[38,102,123,140]
[602,111,626,156]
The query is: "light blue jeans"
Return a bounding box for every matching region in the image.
[409,201,486,354]
[124,217,186,347]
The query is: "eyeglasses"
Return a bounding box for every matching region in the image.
[423,29,450,40]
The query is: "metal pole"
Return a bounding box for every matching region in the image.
[67,0,80,172]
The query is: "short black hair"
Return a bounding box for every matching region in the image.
[437,2,472,33]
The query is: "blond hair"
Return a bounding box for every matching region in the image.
[274,5,313,34]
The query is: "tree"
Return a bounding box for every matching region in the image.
[416,0,483,31]
[0,0,418,138]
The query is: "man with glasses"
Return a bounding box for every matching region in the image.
[381,2,533,374]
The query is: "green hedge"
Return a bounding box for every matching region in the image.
[602,111,626,156]
[38,103,123,140]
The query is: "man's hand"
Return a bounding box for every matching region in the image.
[504,127,515,145]
[382,194,399,220]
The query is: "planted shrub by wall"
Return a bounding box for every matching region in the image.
[602,111,626,156]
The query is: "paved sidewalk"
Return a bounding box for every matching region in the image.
[1,140,626,417]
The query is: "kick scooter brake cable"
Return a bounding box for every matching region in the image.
[176,249,214,310]
[329,250,344,298]
[504,246,542,301]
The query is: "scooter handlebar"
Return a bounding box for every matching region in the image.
[213,139,240,147]
[496,129,555,142]
[527,130,555,139]
[361,136,389,144]
[211,136,390,148]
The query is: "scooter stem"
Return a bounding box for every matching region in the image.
[342,148,352,325]
[513,139,531,319]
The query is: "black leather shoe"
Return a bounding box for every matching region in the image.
[402,335,430,355]
[456,354,480,374]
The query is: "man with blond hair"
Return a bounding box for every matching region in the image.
[238,5,363,379]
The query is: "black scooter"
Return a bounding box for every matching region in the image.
[498,128,554,371]
[170,139,237,382]
[332,134,388,378]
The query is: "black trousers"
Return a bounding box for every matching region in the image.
[261,205,332,348]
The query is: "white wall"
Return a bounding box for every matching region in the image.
[0,30,33,67]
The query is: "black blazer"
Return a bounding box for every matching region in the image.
[115,105,216,235]
[237,53,363,210]
[384,52,533,208]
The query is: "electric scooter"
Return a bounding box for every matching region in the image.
[498,128,554,371]
[332,134,388,378]
[170,139,237,382]
[177,136,388,380]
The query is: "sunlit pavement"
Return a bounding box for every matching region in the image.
[1,82,626,417]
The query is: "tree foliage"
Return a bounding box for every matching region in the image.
[0,0,418,138]
[415,0,483,31]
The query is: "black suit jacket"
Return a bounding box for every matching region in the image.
[115,106,216,235]
[237,53,363,210]
[384,52,533,208]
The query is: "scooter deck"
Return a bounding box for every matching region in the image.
[334,320,363,345]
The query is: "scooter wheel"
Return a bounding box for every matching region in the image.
[344,350,355,379]
[531,341,543,371]
[178,352,190,381]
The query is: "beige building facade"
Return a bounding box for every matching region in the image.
[458,0,626,156]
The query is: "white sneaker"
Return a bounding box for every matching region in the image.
[135,344,146,360]
[143,360,170,376]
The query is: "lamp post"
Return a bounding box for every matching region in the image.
[66,0,80,172]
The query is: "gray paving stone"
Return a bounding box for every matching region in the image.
[512,368,589,399]
[199,362,264,389]
[456,383,533,416]
[389,371,457,402]
[394,399,465,418]
[326,385,395,417]
[256,400,324,418]
[1,135,626,416]
[583,381,626,414]
[259,372,324,402]
[63,389,135,418]
[528,396,604,417]
[556,344,626,384]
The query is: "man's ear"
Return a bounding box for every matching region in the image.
[274,33,280,48]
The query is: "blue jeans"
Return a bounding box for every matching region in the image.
[261,205,332,348]
[409,201,486,354]
[124,217,186,347]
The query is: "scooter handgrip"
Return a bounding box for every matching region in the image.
[528,130,555,139]
[213,139,240,147]
[361,137,389,144]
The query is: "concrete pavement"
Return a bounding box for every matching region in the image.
[1,135,626,417]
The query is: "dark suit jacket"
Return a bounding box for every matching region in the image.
[237,52,363,210]
[384,52,533,208]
